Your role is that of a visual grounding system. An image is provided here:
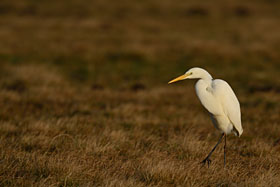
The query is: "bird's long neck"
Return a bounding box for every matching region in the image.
[200,71,213,85]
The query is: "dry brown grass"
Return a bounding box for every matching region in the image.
[0,0,280,186]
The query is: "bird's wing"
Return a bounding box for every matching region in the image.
[212,79,243,136]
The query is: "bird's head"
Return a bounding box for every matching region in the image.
[168,67,212,84]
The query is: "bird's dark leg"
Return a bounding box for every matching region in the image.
[201,133,225,167]
[224,134,227,167]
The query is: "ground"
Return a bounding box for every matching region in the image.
[0,0,280,186]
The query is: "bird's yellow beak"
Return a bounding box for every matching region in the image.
[168,73,190,84]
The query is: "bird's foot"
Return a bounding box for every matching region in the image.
[201,157,211,168]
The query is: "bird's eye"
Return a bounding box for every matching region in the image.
[190,72,193,75]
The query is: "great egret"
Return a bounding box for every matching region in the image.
[168,67,243,167]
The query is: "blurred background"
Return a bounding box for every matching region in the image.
[0,0,280,186]
[1,0,280,89]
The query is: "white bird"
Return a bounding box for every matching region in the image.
[168,67,243,167]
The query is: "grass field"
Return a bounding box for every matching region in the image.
[0,0,280,186]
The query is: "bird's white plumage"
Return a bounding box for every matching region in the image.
[169,67,243,137]
[212,79,242,136]
[168,67,243,166]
